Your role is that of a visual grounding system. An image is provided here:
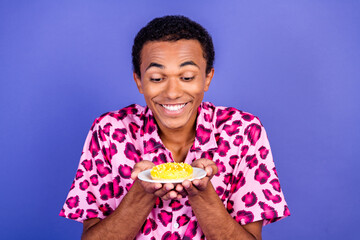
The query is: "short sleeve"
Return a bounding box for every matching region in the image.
[228,119,290,226]
[59,119,117,222]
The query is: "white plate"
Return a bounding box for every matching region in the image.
[138,167,207,183]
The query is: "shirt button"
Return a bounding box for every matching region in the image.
[173,222,179,229]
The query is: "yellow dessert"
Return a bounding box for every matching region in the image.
[150,162,193,180]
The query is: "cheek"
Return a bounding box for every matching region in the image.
[189,84,206,96]
[142,85,158,98]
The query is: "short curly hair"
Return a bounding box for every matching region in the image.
[132,15,215,77]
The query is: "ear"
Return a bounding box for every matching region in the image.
[133,72,143,94]
[204,68,214,92]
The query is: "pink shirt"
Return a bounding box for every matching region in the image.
[60,102,290,239]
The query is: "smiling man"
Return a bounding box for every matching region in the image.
[60,15,290,239]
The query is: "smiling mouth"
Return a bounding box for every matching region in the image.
[161,103,187,112]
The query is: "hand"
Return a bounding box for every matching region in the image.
[180,158,218,197]
[131,160,183,200]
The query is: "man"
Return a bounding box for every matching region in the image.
[60,15,290,239]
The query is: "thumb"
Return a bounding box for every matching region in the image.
[182,180,198,196]
[131,170,139,180]
[205,166,213,176]
[210,164,218,176]
[131,165,142,180]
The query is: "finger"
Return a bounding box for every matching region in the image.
[140,181,162,194]
[182,180,198,196]
[210,164,218,176]
[162,184,178,200]
[151,182,163,192]
[175,184,184,192]
[164,183,175,192]
[168,191,178,199]
[131,168,141,180]
[160,190,178,201]
[153,183,174,198]
[192,177,212,191]
[192,179,201,187]
[131,160,154,180]
[182,179,192,189]
[176,184,188,198]
[160,194,169,201]
[205,166,213,177]
[191,161,204,169]
[131,166,147,180]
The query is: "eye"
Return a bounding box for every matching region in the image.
[181,76,195,81]
[150,78,163,82]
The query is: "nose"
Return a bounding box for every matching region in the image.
[163,78,182,99]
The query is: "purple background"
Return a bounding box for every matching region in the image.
[1,1,359,239]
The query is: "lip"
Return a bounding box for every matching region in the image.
[158,102,189,115]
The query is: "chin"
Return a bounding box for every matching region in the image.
[160,118,190,130]
[162,122,186,130]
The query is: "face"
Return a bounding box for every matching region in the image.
[134,39,214,133]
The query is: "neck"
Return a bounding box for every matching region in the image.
[158,123,196,148]
[158,125,196,163]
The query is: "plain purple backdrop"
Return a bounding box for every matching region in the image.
[0,1,359,239]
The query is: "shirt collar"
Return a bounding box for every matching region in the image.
[142,102,218,154]
[141,107,165,154]
[191,102,218,152]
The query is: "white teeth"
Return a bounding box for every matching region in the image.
[162,104,186,111]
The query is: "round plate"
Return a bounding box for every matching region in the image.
[138,167,207,183]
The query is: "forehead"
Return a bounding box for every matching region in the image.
[140,40,205,67]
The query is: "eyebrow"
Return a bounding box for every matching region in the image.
[180,61,199,69]
[145,61,200,72]
[145,62,164,71]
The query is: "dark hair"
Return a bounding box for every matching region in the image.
[132,15,215,77]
